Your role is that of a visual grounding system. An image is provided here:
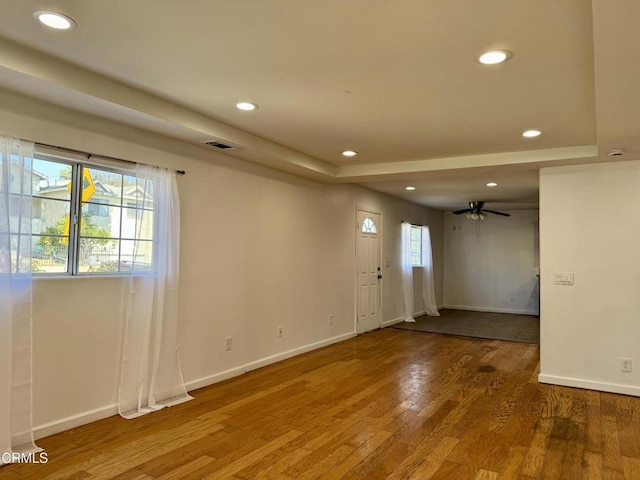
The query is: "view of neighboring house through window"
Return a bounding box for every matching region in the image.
[410,225,422,266]
[31,154,153,274]
[31,157,71,273]
[87,198,109,217]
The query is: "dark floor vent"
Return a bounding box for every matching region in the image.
[205,140,234,150]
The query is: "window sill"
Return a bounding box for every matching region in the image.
[33,274,131,281]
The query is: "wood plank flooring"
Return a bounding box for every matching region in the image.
[4,328,640,479]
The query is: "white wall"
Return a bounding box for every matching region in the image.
[0,89,444,437]
[540,161,640,397]
[443,210,539,314]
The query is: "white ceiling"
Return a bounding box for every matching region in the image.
[0,0,637,211]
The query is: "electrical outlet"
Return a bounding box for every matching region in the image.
[328,314,333,325]
[225,336,232,351]
[278,326,283,338]
[509,296,515,303]
[621,357,632,372]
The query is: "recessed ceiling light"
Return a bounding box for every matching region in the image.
[522,129,542,138]
[342,150,358,157]
[33,11,76,30]
[486,182,498,187]
[236,102,258,111]
[478,50,512,65]
[405,186,416,191]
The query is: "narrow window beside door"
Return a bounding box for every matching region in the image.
[410,226,422,266]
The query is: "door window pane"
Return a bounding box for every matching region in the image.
[362,217,377,233]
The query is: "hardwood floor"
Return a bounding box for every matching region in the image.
[5,328,640,479]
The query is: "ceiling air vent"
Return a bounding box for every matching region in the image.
[204,140,235,150]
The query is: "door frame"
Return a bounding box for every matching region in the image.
[354,207,383,334]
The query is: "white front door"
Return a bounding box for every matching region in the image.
[356,209,382,334]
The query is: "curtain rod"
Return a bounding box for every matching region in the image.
[401,220,426,227]
[35,142,186,175]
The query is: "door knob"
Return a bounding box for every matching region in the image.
[377,274,383,279]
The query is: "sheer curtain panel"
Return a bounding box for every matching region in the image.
[401,222,415,322]
[0,136,41,464]
[118,164,192,419]
[421,226,440,316]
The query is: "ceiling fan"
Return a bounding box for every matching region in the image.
[452,201,511,220]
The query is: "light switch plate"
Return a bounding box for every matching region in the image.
[554,272,574,285]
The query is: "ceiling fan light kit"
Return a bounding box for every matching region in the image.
[452,201,511,219]
[453,201,510,237]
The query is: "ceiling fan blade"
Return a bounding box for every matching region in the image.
[483,209,511,217]
[452,208,473,215]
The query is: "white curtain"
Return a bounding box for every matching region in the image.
[421,226,440,316]
[118,164,192,419]
[0,136,41,463]
[401,222,415,322]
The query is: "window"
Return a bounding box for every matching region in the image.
[126,202,137,218]
[87,198,109,217]
[410,226,422,266]
[31,154,153,275]
[362,217,377,233]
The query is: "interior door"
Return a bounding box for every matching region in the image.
[356,209,382,334]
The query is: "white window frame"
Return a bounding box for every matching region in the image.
[410,225,423,267]
[32,151,149,276]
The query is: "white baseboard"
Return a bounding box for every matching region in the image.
[244,331,356,373]
[382,316,404,327]
[33,331,357,440]
[34,404,118,440]
[382,308,443,327]
[443,304,537,315]
[185,366,247,392]
[538,373,640,398]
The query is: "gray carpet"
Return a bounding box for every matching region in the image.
[392,308,539,344]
